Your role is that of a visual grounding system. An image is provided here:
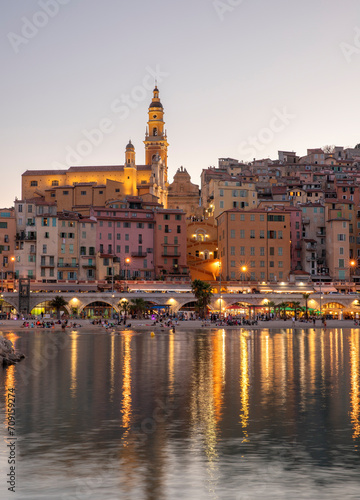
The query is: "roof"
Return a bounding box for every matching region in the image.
[22,169,67,176]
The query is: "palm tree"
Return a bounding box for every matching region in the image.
[290,301,302,320]
[266,300,276,318]
[119,299,130,323]
[130,298,148,318]
[303,293,310,319]
[191,279,213,319]
[278,301,289,319]
[49,296,68,319]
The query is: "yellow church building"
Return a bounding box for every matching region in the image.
[21,86,169,211]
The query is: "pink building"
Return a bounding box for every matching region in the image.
[93,201,155,280]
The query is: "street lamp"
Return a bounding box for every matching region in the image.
[217,260,222,320]
[350,260,356,287]
[11,256,15,292]
[124,257,130,293]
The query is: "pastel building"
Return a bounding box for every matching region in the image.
[217,208,291,282]
[154,209,188,279]
[0,207,16,290]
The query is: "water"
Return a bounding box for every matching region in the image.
[1,327,360,500]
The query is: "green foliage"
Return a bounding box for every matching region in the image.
[191,279,213,319]
[129,298,148,318]
[49,296,68,319]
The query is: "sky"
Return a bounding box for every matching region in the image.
[1,0,360,207]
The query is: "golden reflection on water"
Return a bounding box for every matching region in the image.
[212,329,226,424]
[70,332,78,396]
[109,332,115,401]
[168,329,175,395]
[121,332,133,444]
[239,332,249,441]
[189,332,221,498]
[349,330,360,441]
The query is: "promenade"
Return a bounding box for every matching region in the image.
[0,318,359,333]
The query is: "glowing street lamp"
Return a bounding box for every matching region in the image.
[11,256,15,292]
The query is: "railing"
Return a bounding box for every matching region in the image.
[131,252,147,257]
[57,263,79,268]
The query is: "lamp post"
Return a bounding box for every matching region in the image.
[11,256,15,292]
[218,260,222,321]
[350,260,356,289]
[124,257,130,293]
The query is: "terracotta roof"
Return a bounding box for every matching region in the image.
[22,169,67,176]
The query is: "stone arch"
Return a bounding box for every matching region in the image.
[80,300,119,319]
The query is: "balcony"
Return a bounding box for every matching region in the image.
[302,218,310,224]
[16,232,36,241]
[131,252,147,257]
[306,244,317,251]
[306,256,317,262]
[57,263,79,268]
[162,252,181,257]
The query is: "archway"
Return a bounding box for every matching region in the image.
[80,301,117,320]
[31,300,68,319]
[0,299,17,319]
[322,302,345,319]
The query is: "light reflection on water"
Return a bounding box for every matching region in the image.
[0,327,359,500]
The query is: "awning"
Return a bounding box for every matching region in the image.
[313,286,337,292]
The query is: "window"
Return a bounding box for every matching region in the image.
[117,233,121,240]
[339,247,344,255]
[108,221,112,227]
[260,272,265,280]
[260,230,264,239]
[108,233,112,240]
[278,261,283,268]
[240,214,245,221]
[175,214,181,220]
[278,247,283,256]
[250,261,255,268]
[30,180,38,186]
[163,214,170,220]
[250,214,255,221]
[260,260,265,267]
[240,246,245,255]
[231,261,235,267]
[52,180,59,186]
[220,201,224,208]
[250,230,255,238]
[260,247,265,256]
[99,244,104,253]
[42,245,47,254]
[337,234,346,241]
[250,247,255,256]
[89,247,95,256]
[42,218,48,226]
[268,231,277,239]
[81,191,87,195]
[69,244,74,254]
[220,189,224,197]
[230,214,235,221]
[80,246,86,255]
[63,191,69,195]
[230,246,235,255]
[177,226,181,234]
[260,214,264,221]
[230,229,235,239]
[44,232,49,239]
[125,245,129,253]
[240,230,245,238]
[125,234,129,241]
[269,247,274,256]
[18,204,23,213]
[278,230,283,239]
[339,259,345,268]
[269,261,274,267]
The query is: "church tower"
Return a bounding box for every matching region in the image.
[144,86,169,175]
[124,140,137,196]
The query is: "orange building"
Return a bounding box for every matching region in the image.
[21,87,169,210]
[217,208,291,282]
[0,208,16,291]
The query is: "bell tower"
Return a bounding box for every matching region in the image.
[124,140,137,196]
[144,86,169,174]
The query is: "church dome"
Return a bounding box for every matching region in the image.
[149,101,163,109]
[126,140,134,150]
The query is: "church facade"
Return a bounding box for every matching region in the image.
[21,87,169,211]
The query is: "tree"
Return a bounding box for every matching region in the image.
[266,300,277,318]
[129,298,148,318]
[302,293,310,319]
[322,145,335,154]
[290,301,302,320]
[119,299,130,323]
[278,301,289,319]
[355,143,360,149]
[49,296,68,319]
[191,279,213,319]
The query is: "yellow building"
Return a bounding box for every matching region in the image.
[21,87,169,210]
[187,217,219,281]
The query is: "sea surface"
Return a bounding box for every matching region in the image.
[0,327,360,500]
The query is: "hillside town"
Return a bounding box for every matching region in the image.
[1,87,360,298]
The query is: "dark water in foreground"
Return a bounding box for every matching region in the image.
[0,327,360,500]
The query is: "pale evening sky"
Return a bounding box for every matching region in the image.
[1,0,359,207]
